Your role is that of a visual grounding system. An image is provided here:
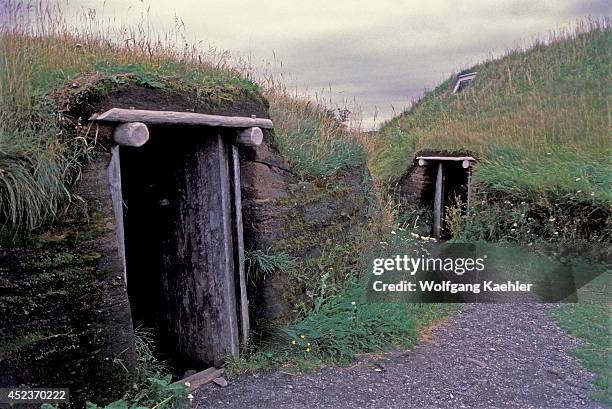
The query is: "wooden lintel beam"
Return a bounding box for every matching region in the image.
[417,156,475,168]
[91,108,274,129]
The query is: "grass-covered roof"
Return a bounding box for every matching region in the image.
[369,19,611,205]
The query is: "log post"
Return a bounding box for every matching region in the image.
[113,122,149,147]
[235,127,263,147]
[433,162,444,239]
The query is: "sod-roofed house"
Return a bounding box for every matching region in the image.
[0,71,373,405]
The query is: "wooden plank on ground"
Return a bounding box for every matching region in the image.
[175,367,225,391]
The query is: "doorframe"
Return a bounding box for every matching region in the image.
[93,109,274,361]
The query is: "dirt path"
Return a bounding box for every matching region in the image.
[193,304,603,408]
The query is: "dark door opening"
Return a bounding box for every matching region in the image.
[120,125,242,368]
[417,157,474,239]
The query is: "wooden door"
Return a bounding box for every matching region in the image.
[122,126,240,366]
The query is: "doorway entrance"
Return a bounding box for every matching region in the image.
[93,108,273,367]
[416,156,475,239]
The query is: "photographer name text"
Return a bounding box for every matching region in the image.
[372,280,533,293]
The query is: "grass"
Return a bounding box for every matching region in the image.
[268,92,365,177]
[4,2,607,407]
[227,277,455,375]
[231,227,456,375]
[368,18,611,206]
[245,248,297,282]
[0,0,364,233]
[553,273,611,406]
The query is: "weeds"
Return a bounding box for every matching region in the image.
[450,192,611,243]
[227,277,455,374]
[86,328,188,409]
[245,248,296,282]
[443,196,464,239]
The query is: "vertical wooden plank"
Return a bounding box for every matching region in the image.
[108,146,127,283]
[216,134,240,359]
[466,167,472,212]
[160,130,239,366]
[433,162,444,239]
[230,144,250,346]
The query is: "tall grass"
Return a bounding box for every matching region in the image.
[369,18,611,205]
[267,91,365,177]
[0,1,364,232]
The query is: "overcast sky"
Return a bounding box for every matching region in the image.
[64,0,610,129]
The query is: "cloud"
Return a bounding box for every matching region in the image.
[63,0,610,128]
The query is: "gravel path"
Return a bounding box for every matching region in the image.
[193,304,603,409]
